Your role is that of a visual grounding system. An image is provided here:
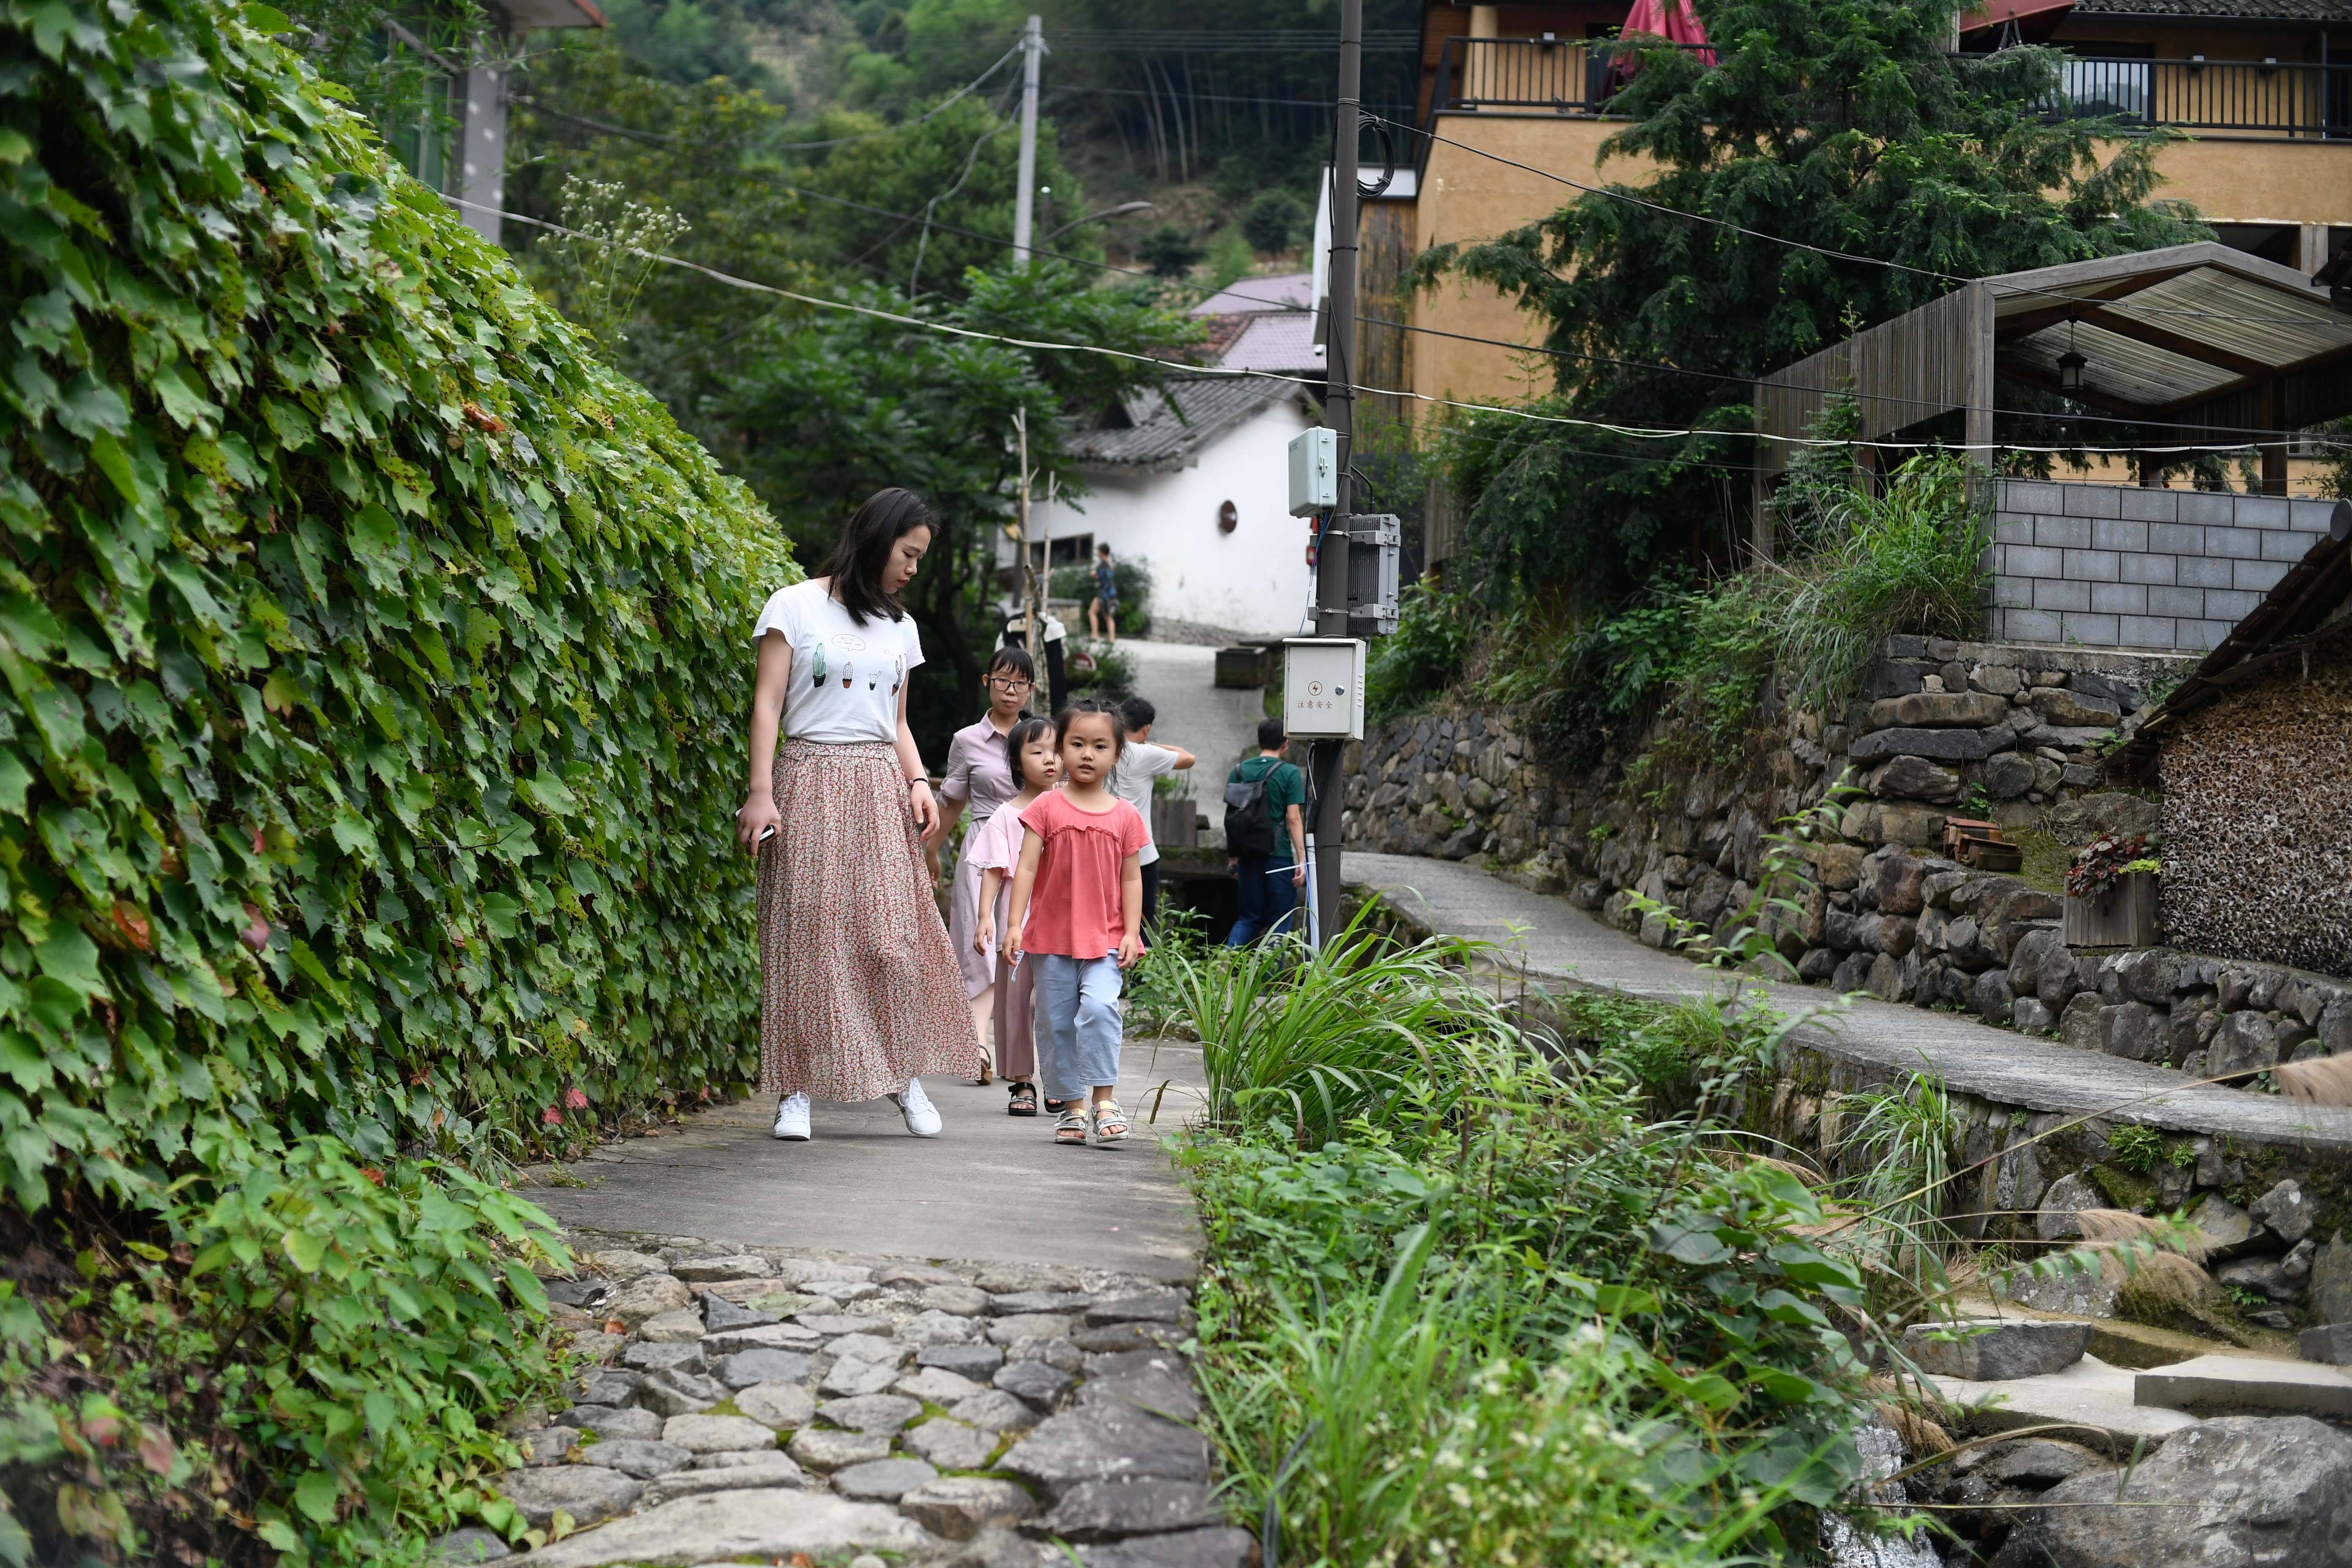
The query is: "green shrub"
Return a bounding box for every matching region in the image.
[1064,641,1137,700]
[2104,1123,2167,1175]
[0,0,791,1217]
[0,1140,569,1566]
[1365,580,1470,721]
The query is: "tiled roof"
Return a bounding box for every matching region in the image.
[1068,377,1301,471]
[1189,272,1315,316]
[2070,0,2352,19]
[1219,312,1325,374]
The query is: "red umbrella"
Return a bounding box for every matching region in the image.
[1615,0,1715,74]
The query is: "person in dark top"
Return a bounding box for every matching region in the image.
[1223,717,1307,945]
[1089,542,1119,643]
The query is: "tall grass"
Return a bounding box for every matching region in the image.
[1769,454,1990,714]
[1150,906,1519,1146]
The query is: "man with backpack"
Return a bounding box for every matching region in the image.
[1223,718,1307,945]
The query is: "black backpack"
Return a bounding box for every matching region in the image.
[1223,767,1277,857]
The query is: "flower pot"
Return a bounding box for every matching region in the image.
[2063,870,2158,948]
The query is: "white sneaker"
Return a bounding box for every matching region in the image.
[771,1092,811,1141]
[888,1078,943,1138]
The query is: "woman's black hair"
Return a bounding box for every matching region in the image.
[987,644,1036,684]
[824,487,934,626]
[1054,697,1126,757]
[1003,715,1058,789]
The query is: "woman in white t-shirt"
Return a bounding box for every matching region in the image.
[734,487,980,1141]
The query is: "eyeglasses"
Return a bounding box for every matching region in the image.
[988,675,1034,690]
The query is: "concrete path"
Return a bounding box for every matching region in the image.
[523,1038,1207,1281]
[1117,638,1263,780]
[1343,851,2352,1153]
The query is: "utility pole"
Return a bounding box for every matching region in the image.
[1010,15,1044,265]
[1307,0,1363,947]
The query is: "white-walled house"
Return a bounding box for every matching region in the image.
[1026,273,1326,640]
[1048,378,1322,639]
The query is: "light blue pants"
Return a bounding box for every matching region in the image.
[1033,953,1123,1103]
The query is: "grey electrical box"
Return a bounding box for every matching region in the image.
[1287,428,1337,517]
[1344,513,1400,636]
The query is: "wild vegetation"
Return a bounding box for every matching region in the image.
[0,1,789,1559]
[1155,912,2226,1565]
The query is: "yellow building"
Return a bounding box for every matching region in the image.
[1362,0,2352,483]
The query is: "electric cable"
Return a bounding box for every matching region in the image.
[445,196,2334,462]
[1369,111,2339,330]
[514,100,2330,440]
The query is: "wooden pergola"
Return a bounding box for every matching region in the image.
[1752,242,2352,537]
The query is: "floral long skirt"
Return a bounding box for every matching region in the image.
[757,740,981,1100]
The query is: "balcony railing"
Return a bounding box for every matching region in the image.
[1428,35,2352,137]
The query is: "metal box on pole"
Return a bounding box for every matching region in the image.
[1282,638,1366,740]
[1344,513,1399,634]
[1287,428,1338,517]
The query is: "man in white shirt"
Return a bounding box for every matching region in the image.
[1114,697,1195,927]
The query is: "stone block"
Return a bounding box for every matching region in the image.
[2298,1324,2352,1365]
[639,1309,708,1344]
[2251,1179,2317,1244]
[903,1416,995,1470]
[639,1455,809,1507]
[951,1389,1043,1435]
[573,1406,667,1443]
[832,1457,938,1502]
[787,1427,892,1471]
[512,1488,927,1568]
[2063,547,2121,582]
[489,1466,644,1532]
[1850,727,1998,763]
[1904,1319,2091,1380]
[922,1285,993,1317]
[2117,550,2176,585]
[2036,512,2093,546]
[586,1438,694,1480]
[2029,1416,2352,1568]
[2315,1234,2352,1325]
[2135,1356,2352,1418]
[1866,691,2012,729]
[607,1273,693,1329]
[632,1368,729,1418]
[920,1342,1007,1379]
[2118,487,2179,522]
[2061,485,2123,519]
[2012,995,2053,1034]
[901,1476,1037,1540]
[1973,970,2015,1025]
[702,1293,778,1332]
[520,1427,581,1466]
[2005,543,2066,578]
[675,1255,773,1282]
[717,1349,808,1390]
[2034,575,2091,612]
[1001,1406,1214,1496]
[2092,517,2148,553]
[2089,581,2146,615]
[663,1414,780,1454]
[817,1394,923,1435]
[1029,1480,1223,1543]
[895,1366,986,1405]
[2001,607,2063,643]
[2060,611,2121,646]
[2191,1194,2255,1258]
[1077,1526,1259,1568]
[735,1380,817,1432]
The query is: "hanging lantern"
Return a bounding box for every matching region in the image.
[2058,319,2086,395]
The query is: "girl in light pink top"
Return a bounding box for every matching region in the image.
[970,716,1059,1116]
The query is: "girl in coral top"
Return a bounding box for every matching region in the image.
[1004,699,1149,1148]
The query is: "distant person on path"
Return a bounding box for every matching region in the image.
[735,487,980,1143]
[969,716,1060,1118]
[1088,542,1119,643]
[1224,717,1307,946]
[1005,700,1149,1148]
[1112,696,1195,928]
[931,645,1039,1083]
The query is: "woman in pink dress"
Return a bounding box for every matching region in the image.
[733,488,980,1143]
[930,645,1036,1082]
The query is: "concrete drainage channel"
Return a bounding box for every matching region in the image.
[434,1233,1247,1568]
[1891,1314,2352,1564]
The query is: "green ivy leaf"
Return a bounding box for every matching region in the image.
[291,1467,338,1523]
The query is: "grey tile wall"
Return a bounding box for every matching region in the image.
[1985,481,2337,652]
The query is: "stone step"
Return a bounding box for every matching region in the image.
[1928,1353,2201,1449]
[2134,1353,2352,1418]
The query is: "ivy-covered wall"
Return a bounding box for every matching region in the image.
[0,0,795,1215]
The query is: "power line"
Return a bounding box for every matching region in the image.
[441,196,2325,461]
[509,108,2322,440]
[1370,111,2343,330]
